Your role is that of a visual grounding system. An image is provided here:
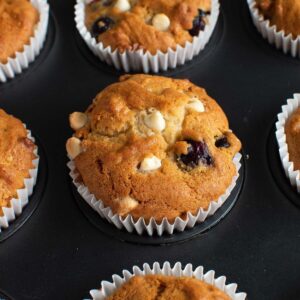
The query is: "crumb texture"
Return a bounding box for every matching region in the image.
[85,0,212,54]
[68,75,241,222]
[255,0,300,38]
[286,107,300,170]
[0,109,36,215]
[0,0,39,64]
[106,275,230,300]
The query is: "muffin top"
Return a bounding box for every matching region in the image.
[285,107,300,170]
[85,0,212,54]
[255,0,300,38]
[66,74,241,222]
[106,275,230,300]
[0,0,39,64]
[0,109,36,214]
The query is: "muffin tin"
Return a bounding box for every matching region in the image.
[1,0,300,299]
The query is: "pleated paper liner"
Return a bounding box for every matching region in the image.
[68,153,242,236]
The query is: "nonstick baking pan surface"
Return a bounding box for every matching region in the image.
[1,0,300,299]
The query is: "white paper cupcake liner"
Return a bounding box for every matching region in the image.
[248,0,300,58]
[74,0,220,73]
[275,94,300,193]
[0,0,50,83]
[67,152,241,236]
[88,261,247,300]
[0,125,39,232]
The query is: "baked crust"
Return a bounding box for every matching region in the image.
[85,0,212,54]
[0,0,39,64]
[285,107,300,171]
[255,0,300,38]
[0,109,36,215]
[68,75,241,222]
[106,275,230,300]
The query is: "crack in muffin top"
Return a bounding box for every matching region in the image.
[0,0,39,64]
[85,0,212,54]
[67,74,241,222]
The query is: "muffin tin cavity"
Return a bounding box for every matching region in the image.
[0,135,47,243]
[70,154,245,245]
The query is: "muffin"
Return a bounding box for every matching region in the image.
[106,275,230,300]
[0,0,49,83]
[90,262,247,300]
[0,109,37,218]
[248,0,300,57]
[276,94,300,193]
[255,0,300,38]
[0,0,39,64]
[66,75,241,227]
[85,0,212,54]
[75,0,220,72]
[285,108,300,170]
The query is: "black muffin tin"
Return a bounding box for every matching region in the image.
[1,0,300,299]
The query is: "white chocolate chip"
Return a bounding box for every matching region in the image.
[140,155,161,172]
[66,137,82,159]
[114,0,131,12]
[152,13,170,31]
[144,109,166,132]
[114,196,139,215]
[186,97,205,113]
[69,112,88,130]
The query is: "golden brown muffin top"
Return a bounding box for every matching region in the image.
[0,109,36,215]
[285,107,300,171]
[85,0,211,54]
[0,0,39,64]
[256,0,300,38]
[106,275,230,300]
[66,75,241,222]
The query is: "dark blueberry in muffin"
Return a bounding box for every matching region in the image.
[179,140,213,168]
[91,17,115,38]
[215,136,230,148]
[189,9,209,37]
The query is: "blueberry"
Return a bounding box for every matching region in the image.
[189,9,209,37]
[215,136,230,148]
[91,17,114,38]
[179,140,213,168]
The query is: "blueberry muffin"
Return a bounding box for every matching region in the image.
[255,0,300,38]
[66,74,241,222]
[0,0,39,64]
[0,109,36,215]
[106,275,230,300]
[285,108,300,171]
[85,0,212,54]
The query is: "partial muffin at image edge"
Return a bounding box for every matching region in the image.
[0,109,39,230]
[66,74,241,228]
[75,0,220,72]
[89,262,247,300]
[248,0,300,57]
[0,0,49,82]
